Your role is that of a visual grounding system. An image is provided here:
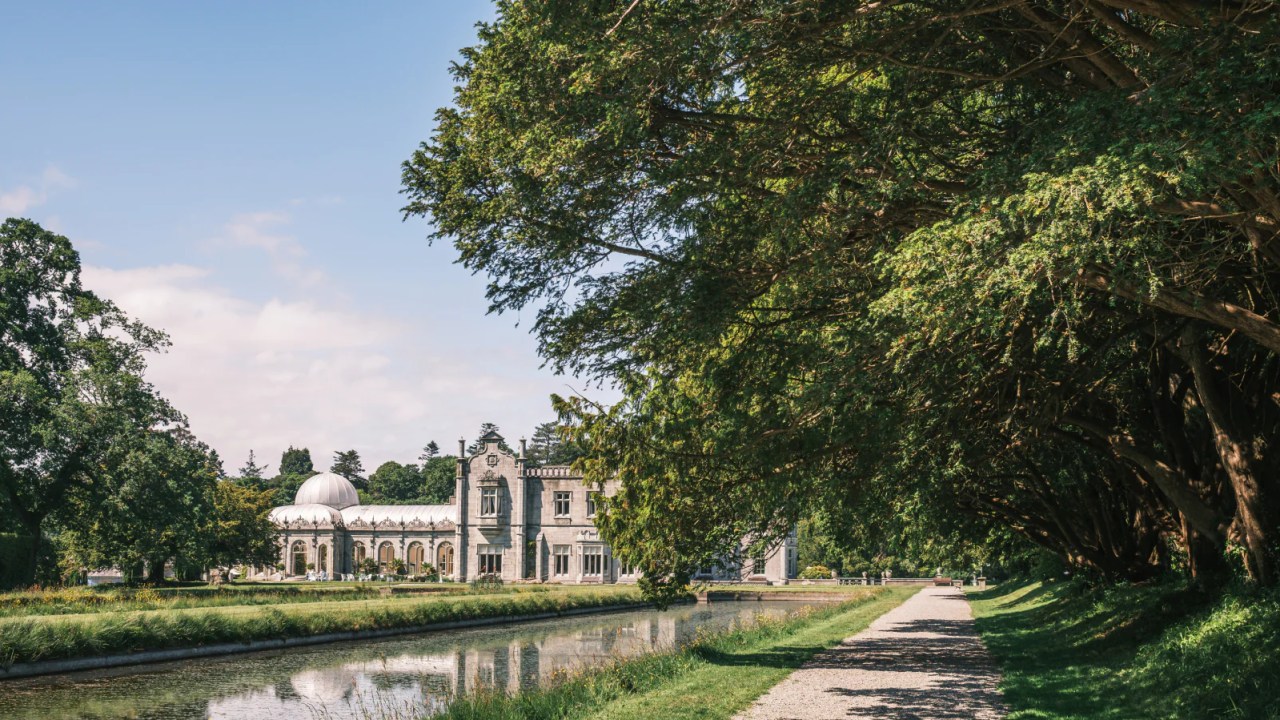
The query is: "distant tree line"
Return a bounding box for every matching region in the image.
[234,419,584,507]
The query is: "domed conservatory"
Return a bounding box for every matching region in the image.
[268,472,458,580]
[256,431,797,584]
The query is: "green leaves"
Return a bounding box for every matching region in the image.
[406,3,1280,587]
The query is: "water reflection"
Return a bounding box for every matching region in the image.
[0,601,805,720]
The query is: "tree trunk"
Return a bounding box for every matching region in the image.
[1076,266,1280,356]
[12,513,45,588]
[146,558,167,584]
[1183,517,1228,583]
[1065,416,1227,546]
[1183,331,1274,583]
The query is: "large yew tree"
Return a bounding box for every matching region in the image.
[404,1,1280,591]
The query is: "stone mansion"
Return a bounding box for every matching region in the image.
[260,431,797,584]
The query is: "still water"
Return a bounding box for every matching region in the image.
[0,601,807,720]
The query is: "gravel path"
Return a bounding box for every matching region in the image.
[736,586,1006,719]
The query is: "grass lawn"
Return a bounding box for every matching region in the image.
[435,586,917,720]
[970,580,1280,720]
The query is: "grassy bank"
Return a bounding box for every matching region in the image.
[0,583,417,617]
[0,585,642,668]
[970,581,1280,719]
[430,586,915,720]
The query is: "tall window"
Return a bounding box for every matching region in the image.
[478,544,503,574]
[553,545,570,576]
[553,491,571,517]
[752,555,767,575]
[481,487,500,516]
[437,542,454,577]
[353,543,366,568]
[582,546,603,576]
[291,541,307,576]
[407,542,425,574]
[378,542,396,572]
[318,545,328,573]
[586,492,600,517]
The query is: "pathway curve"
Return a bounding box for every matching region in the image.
[736,586,1006,719]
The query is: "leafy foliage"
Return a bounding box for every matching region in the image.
[58,428,220,582]
[329,449,366,490]
[467,422,513,454]
[405,1,1280,591]
[278,446,314,477]
[526,420,584,467]
[0,219,179,584]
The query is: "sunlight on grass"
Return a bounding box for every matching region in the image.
[970,581,1280,720]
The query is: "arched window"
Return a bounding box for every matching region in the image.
[436,542,455,577]
[318,545,329,573]
[353,542,366,569]
[378,541,396,572]
[290,541,307,576]
[407,542,425,574]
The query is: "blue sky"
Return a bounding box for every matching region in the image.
[1,2,611,473]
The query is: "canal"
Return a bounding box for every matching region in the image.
[0,601,811,719]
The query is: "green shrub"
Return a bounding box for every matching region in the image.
[469,573,504,592]
[798,565,831,580]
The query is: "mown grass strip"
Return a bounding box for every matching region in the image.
[0,586,644,668]
[970,580,1280,720]
[433,587,916,720]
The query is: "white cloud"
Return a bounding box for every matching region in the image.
[0,165,75,215]
[79,217,594,474]
[213,212,327,287]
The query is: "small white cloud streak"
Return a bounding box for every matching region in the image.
[213,212,328,288]
[0,165,75,215]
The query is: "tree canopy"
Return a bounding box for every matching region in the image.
[0,219,277,585]
[330,449,367,489]
[467,422,513,454]
[404,1,1280,597]
[527,420,584,467]
[279,446,314,477]
[0,219,176,581]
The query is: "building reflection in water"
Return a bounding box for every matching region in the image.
[209,605,775,718]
